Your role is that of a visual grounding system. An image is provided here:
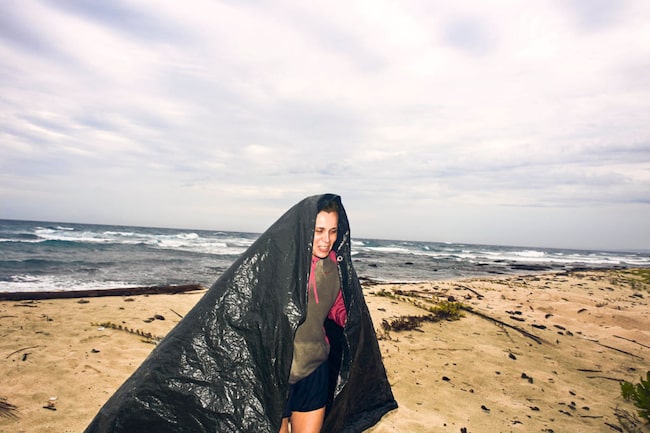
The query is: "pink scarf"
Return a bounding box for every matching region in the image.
[309,250,337,304]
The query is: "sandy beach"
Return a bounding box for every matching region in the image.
[1,269,648,432]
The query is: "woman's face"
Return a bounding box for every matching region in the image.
[312,211,338,258]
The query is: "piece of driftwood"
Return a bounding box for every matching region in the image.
[0,284,204,301]
[614,335,650,350]
[586,376,625,382]
[461,306,545,345]
[5,345,40,359]
[458,286,484,299]
[170,308,184,319]
[604,422,623,432]
[595,342,644,361]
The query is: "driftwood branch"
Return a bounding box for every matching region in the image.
[170,308,184,319]
[614,335,650,350]
[460,306,545,345]
[586,376,625,382]
[604,422,623,432]
[5,345,40,359]
[0,284,204,301]
[458,286,484,299]
[595,342,644,361]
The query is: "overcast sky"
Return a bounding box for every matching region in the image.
[1,0,649,251]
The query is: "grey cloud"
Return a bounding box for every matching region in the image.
[78,106,173,133]
[563,0,629,31]
[278,5,387,73]
[0,4,66,58]
[0,121,52,147]
[157,67,365,167]
[383,140,650,207]
[616,62,650,94]
[442,16,494,55]
[19,113,74,136]
[40,0,187,42]
[73,111,120,132]
[3,153,77,177]
[262,100,363,147]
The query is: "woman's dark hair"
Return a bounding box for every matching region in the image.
[318,199,340,214]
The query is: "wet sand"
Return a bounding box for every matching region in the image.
[1,269,648,432]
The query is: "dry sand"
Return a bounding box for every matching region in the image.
[1,270,648,433]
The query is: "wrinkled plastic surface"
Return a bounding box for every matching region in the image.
[84,194,397,433]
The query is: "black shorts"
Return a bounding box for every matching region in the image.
[283,361,328,418]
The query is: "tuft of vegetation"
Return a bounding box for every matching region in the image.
[627,269,650,284]
[620,371,650,423]
[375,288,465,319]
[431,300,463,319]
[374,286,545,345]
[382,315,433,332]
[375,288,464,335]
[614,269,650,292]
[92,321,163,344]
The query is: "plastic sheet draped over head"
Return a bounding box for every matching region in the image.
[84,193,397,433]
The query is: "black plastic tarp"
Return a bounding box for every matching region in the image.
[84,193,397,432]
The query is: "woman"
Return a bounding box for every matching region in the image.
[84,194,396,433]
[280,200,347,433]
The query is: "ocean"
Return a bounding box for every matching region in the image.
[1,219,649,293]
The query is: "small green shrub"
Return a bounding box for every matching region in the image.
[615,269,650,292]
[381,315,431,332]
[628,269,650,284]
[621,371,650,422]
[431,300,463,320]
